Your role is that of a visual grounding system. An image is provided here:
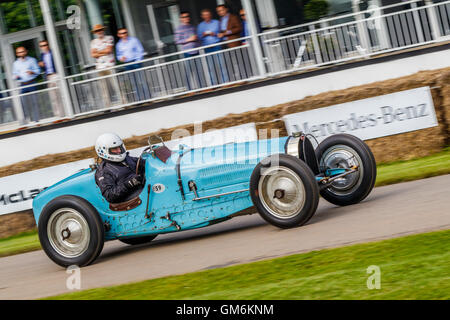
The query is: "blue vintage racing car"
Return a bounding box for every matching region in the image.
[33,133,376,267]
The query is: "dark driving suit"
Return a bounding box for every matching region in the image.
[95,154,143,203]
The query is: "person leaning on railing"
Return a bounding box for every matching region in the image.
[12,46,41,123]
[240,9,249,44]
[116,28,145,71]
[175,11,202,90]
[197,8,226,86]
[116,27,150,101]
[197,8,221,53]
[216,4,242,48]
[174,11,200,58]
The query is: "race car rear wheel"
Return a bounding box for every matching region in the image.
[316,134,376,206]
[250,154,319,228]
[38,196,104,268]
[119,235,157,245]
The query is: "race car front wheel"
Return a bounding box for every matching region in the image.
[38,196,104,268]
[250,154,319,228]
[316,134,377,206]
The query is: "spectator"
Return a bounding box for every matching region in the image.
[90,24,122,107]
[38,40,64,118]
[217,5,242,48]
[116,28,145,70]
[174,11,199,57]
[175,12,202,90]
[116,28,150,101]
[240,9,249,43]
[197,9,221,52]
[198,8,227,85]
[12,46,41,123]
[90,24,115,70]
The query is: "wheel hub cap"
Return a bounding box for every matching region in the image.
[47,208,90,258]
[321,145,363,195]
[258,166,306,219]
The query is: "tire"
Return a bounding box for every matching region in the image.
[316,134,376,206]
[119,235,157,245]
[38,195,105,268]
[250,154,320,229]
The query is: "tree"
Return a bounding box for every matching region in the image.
[303,0,329,22]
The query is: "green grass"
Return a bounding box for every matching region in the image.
[375,147,450,187]
[44,229,450,300]
[1,148,449,258]
[0,230,40,258]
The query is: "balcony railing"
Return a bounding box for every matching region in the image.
[1,0,449,130]
[66,38,258,115]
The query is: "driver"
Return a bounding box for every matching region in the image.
[94,133,144,203]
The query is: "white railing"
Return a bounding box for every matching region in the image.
[259,0,450,75]
[66,38,258,115]
[0,79,63,127]
[0,0,449,128]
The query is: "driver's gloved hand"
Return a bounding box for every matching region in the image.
[125,174,142,189]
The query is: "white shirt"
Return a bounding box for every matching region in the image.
[90,35,115,69]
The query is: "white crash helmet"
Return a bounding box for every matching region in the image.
[95,133,127,162]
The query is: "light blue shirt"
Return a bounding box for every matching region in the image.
[220,14,230,41]
[116,36,145,63]
[42,51,55,74]
[242,21,249,38]
[220,14,230,32]
[197,20,221,46]
[12,56,40,83]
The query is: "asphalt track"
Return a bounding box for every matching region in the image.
[1,175,449,300]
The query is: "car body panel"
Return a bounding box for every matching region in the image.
[32,137,288,241]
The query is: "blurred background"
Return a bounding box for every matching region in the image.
[0,0,448,130]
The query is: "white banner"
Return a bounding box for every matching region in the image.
[283,87,438,141]
[0,123,257,216]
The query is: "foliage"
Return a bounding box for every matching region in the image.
[303,0,330,21]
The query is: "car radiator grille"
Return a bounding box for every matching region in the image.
[197,163,255,189]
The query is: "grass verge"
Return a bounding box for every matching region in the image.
[375,147,450,187]
[1,148,449,258]
[0,230,40,258]
[44,229,450,300]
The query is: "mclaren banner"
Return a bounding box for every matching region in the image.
[0,124,257,216]
[283,87,438,141]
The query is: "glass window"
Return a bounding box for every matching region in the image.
[0,0,44,33]
[273,0,303,28]
[50,0,79,22]
[328,0,354,16]
[128,0,157,55]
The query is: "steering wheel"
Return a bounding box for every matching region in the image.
[148,135,166,150]
[134,135,166,174]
